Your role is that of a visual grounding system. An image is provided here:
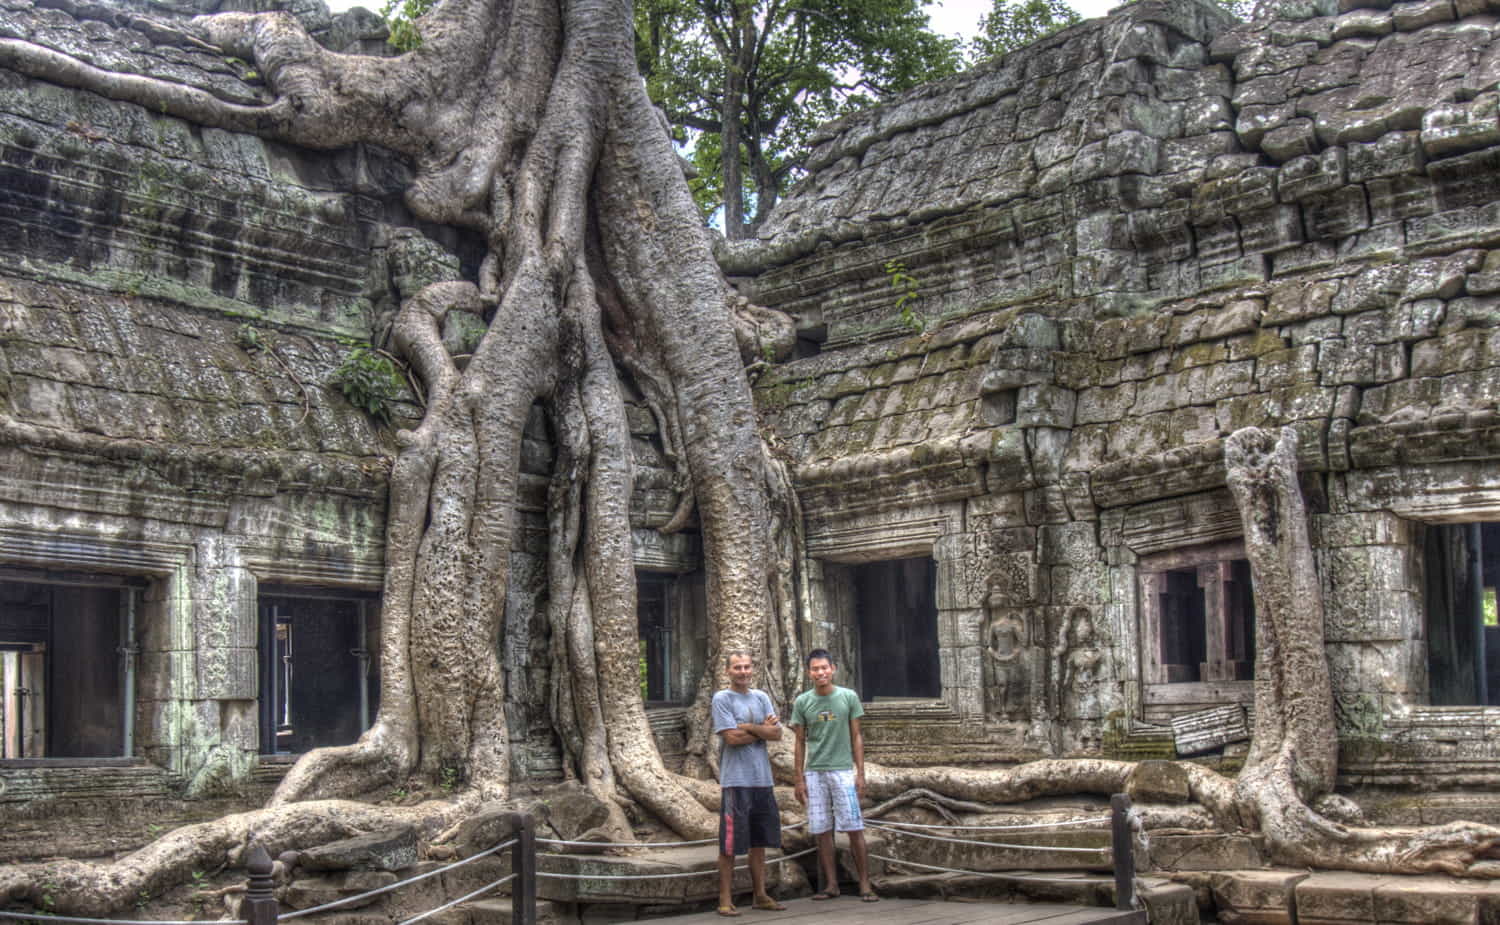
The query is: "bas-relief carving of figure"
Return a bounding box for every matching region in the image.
[1058,607,1104,724]
[984,610,1026,721]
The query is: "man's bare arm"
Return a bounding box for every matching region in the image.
[792,723,808,805]
[740,713,782,741]
[851,716,866,800]
[720,728,757,746]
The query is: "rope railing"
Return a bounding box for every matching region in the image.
[867,794,1138,913]
[865,821,1109,853]
[867,815,1109,831]
[536,822,802,849]
[534,846,818,880]
[0,913,207,924]
[397,873,516,925]
[868,853,1118,885]
[277,837,519,920]
[0,794,1141,923]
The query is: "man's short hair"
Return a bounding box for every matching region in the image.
[806,648,835,668]
[724,649,754,668]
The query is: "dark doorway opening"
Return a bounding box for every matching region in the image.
[1158,569,1207,683]
[258,589,378,755]
[1146,557,1255,685]
[0,576,137,759]
[638,573,677,704]
[1426,522,1500,706]
[852,557,939,699]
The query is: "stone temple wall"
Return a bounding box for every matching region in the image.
[0,0,711,855]
[0,0,411,833]
[4,0,1500,853]
[732,0,1500,800]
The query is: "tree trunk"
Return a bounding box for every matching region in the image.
[0,0,800,854]
[1222,426,1500,873]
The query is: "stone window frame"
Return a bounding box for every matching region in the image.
[803,506,978,720]
[254,584,381,757]
[1137,539,1255,709]
[0,526,189,775]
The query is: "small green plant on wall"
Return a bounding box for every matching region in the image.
[883,259,925,333]
[333,348,403,425]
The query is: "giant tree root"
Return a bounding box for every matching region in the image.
[0,800,463,917]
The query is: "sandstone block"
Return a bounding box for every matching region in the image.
[1256,344,1320,387]
[1278,148,1346,201]
[1076,382,1136,424]
[283,871,399,911]
[1347,131,1423,181]
[1392,0,1456,29]
[1237,102,1297,149]
[1332,7,1393,37]
[1423,93,1500,158]
[300,827,418,872]
[1148,833,1264,870]
[1262,119,1319,162]
[1138,880,1199,925]
[1294,871,1386,924]
[1266,278,1337,324]
[1306,186,1371,238]
[1126,759,1191,803]
[1239,204,1305,254]
[1411,327,1500,376]
[1211,869,1308,925]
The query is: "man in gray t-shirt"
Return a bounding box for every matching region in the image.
[712,651,784,916]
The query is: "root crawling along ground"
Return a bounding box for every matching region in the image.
[4,0,786,905]
[1212,426,1500,875]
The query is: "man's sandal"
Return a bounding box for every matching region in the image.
[809,891,839,901]
[717,905,742,917]
[752,897,787,911]
[860,892,880,903]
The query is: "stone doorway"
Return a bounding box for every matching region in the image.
[257,589,378,755]
[0,576,138,759]
[1425,522,1500,706]
[851,557,940,700]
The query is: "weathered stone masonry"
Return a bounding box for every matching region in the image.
[730,0,1500,810]
[0,0,710,858]
[5,0,1500,863]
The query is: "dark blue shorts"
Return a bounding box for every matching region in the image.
[719,786,781,856]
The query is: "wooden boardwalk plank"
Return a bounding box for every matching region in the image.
[651,897,1137,925]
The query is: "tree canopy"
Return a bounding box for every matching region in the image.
[634,0,961,237]
[968,0,1081,59]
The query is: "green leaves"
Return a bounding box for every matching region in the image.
[380,0,430,51]
[332,348,404,425]
[636,0,961,236]
[968,0,1081,60]
[884,260,924,333]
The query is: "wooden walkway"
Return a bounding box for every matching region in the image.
[656,897,1146,924]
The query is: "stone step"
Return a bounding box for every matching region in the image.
[863,825,1115,874]
[535,843,810,905]
[870,867,1193,922]
[1210,869,1500,924]
[458,896,565,925]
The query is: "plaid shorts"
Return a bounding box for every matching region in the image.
[804,768,863,834]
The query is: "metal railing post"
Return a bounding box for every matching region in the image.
[508,812,536,925]
[1110,793,1135,911]
[243,844,279,925]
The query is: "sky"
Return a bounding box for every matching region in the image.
[323,0,1123,38]
[925,0,1117,39]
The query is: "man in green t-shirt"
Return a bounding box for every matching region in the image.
[789,649,876,902]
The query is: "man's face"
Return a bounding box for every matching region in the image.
[728,655,754,689]
[808,656,835,690]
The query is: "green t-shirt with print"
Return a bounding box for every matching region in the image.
[790,685,863,771]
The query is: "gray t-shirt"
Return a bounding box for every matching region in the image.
[712,688,776,788]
